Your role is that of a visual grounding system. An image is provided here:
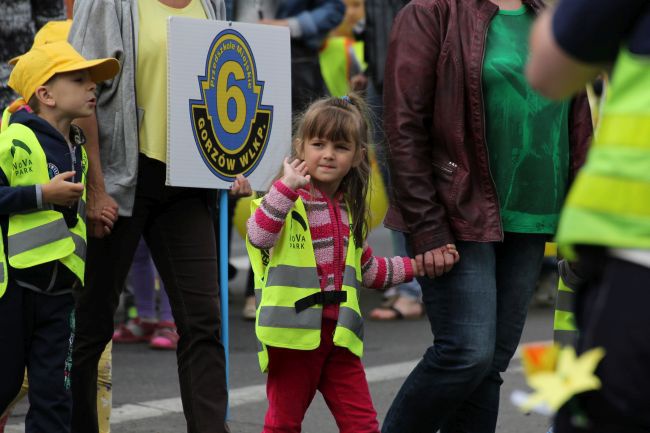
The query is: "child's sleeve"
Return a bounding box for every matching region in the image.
[361,243,414,289]
[0,155,40,215]
[246,179,299,249]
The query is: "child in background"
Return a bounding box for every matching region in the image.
[113,238,178,350]
[319,0,366,97]
[0,40,118,432]
[246,93,457,433]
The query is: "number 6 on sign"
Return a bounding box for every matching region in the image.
[217,62,246,134]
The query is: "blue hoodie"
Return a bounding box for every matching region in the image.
[0,108,85,295]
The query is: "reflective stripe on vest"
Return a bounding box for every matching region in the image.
[553,278,577,348]
[0,123,87,294]
[246,196,364,372]
[558,48,650,257]
[266,264,321,289]
[8,218,71,256]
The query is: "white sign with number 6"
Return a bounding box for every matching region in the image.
[167,17,291,191]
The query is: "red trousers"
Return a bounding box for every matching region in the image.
[263,320,380,433]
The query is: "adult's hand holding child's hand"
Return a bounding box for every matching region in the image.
[415,244,460,278]
[87,188,119,238]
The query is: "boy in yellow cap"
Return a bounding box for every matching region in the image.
[0,40,118,433]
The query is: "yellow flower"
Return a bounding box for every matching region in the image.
[521,346,605,413]
[521,343,560,376]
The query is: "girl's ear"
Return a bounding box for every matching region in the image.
[353,145,367,167]
[294,137,305,159]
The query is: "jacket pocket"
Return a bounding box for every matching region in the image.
[104,111,124,172]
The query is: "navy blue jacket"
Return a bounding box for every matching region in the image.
[0,109,85,294]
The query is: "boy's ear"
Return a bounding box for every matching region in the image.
[33,85,55,108]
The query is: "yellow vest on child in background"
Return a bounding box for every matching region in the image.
[320,36,366,97]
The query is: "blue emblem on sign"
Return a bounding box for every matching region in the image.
[189,29,273,180]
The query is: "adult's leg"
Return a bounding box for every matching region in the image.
[442,233,546,433]
[382,241,498,433]
[26,292,75,433]
[144,185,227,433]
[0,284,26,413]
[72,204,149,432]
[555,255,650,433]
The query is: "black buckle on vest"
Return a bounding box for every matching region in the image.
[294,291,347,313]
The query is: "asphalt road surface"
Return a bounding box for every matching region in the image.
[6,227,556,433]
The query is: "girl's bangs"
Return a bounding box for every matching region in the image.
[302,106,358,143]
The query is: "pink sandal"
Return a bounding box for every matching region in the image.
[112,318,157,343]
[149,321,179,350]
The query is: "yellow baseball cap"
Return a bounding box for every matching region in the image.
[8,40,120,103]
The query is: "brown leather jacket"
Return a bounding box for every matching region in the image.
[383,0,593,254]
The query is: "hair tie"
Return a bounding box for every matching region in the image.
[341,95,351,103]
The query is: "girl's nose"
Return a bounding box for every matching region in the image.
[323,147,335,159]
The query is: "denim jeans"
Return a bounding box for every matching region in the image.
[382,233,546,433]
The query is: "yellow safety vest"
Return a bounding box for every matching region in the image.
[319,36,366,97]
[1,108,10,133]
[246,196,365,372]
[0,122,87,297]
[557,48,650,256]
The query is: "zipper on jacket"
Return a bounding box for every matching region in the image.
[329,197,343,292]
[67,140,77,183]
[432,160,457,176]
[478,8,504,241]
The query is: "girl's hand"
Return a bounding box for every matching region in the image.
[411,258,424,277]
[230,174,252,197]
[281,157,310,190]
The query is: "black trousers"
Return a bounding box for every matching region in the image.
[71,155,228,433]
[555,249,650,433]
[0,284,74,433]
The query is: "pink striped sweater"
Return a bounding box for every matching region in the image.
[247,180,414,321]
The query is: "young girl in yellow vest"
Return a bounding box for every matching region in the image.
[246,93,457,433]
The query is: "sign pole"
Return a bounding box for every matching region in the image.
[219,191,230,410]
